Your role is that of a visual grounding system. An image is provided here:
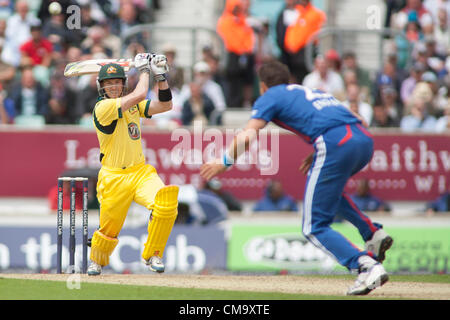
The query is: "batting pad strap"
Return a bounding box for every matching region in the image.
[142,185,179,260]
[90,230,118,266]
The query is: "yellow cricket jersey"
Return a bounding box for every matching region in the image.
[93,97,152,169]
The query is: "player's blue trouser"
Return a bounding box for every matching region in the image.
[302,123,382,270]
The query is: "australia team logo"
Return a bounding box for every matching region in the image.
[128,122,140,140]
[106,66,117,74]
[129,106,138,115]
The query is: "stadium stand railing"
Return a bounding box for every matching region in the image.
[304,27,411,73]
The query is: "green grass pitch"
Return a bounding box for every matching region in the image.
[0,274,448,300]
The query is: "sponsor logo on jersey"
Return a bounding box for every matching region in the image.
[129,106,138,115]
[128,122,140,140]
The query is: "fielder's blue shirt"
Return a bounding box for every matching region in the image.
[251,84,359,143]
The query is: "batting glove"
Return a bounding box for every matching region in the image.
[134,53,151,73]
[150,54,169,82]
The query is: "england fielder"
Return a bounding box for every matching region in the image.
[201,61,394,295]
[87,53,179,275]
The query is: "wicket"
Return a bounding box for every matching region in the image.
[57,177,89,274]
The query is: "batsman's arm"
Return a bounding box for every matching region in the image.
[145,54,172,115]
[119,53,154,112]
[120,71,150,113]
[147,80,173,115]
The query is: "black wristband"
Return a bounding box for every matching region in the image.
[158,88,172,102]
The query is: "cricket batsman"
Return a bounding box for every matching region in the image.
[87,53,179,275]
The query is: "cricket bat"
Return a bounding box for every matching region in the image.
[64,58,135,77]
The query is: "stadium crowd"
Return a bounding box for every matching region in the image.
[0,0,448,134]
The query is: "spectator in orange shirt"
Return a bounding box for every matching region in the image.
[217,0,255,108]
[275,0,298,82]
[19,20,53,67]
[282,0,326,83]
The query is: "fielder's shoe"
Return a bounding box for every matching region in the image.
[365,228,394,262]
[146,256,165,273]
[347,255,389,296]
[87,261,102,276]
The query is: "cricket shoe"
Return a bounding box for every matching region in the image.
[87,262,102,276]
[365,228,394,263]
[347,255,389,296]
[146,256,165,273]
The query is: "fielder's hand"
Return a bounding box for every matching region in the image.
[200,160,228,181]
[299,151,314,175]
[134,53,151,73]
[150,54,169,82]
